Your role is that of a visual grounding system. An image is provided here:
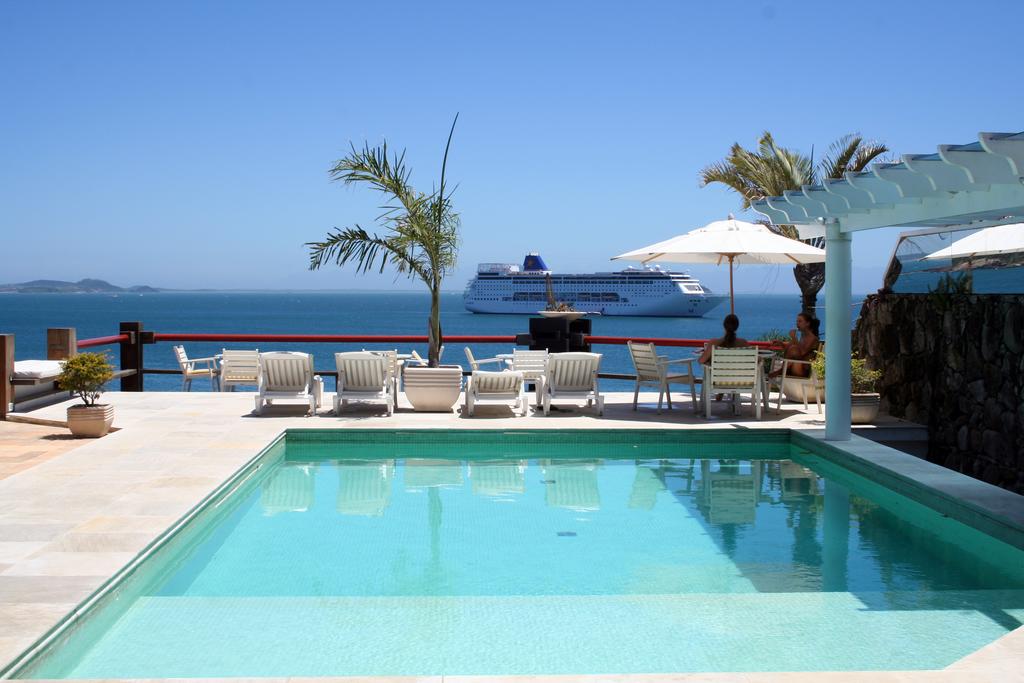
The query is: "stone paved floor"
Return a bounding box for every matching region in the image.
[0,391,1019,682]
[0,420,82,481]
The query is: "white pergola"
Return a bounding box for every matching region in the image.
[751,131,1024,441]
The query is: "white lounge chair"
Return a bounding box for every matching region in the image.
[541,352,603,416]
[219,349,260,392]
[627,341,697,412]
[510,349,548,400]
[703,347,761,419]
[334,352,393,416]
[364,349,400,398]
[464,347,506,372]
[465,370,526,416]
[254,352,323,416]
[173,345,219,392]
[407,345,444,366]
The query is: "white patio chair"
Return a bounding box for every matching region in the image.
[334,352,393,416]
[510,348,548,401]
[219,349,260,392]
[627,341,697,413]
[703,347,761,420]
[465,370,526,416]
[464,347,506,372]
[768,356,823,414]
[541,352,603,416]
[173,345,219,392]
[254,352,323,416]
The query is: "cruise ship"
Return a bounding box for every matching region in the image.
[463,254,727,317]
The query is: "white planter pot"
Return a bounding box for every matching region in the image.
[851,393,880,424]
[781,378,823,404]
[67,404,114,438]
[403,365,463,412]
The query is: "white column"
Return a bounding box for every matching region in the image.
[824,221,852,441]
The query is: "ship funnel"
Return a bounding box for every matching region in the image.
[522,253,549,272]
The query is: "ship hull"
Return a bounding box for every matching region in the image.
[464,292,728,317]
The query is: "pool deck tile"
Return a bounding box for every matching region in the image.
[0,390,1019,681]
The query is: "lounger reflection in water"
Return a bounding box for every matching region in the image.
[336,460,395,516]
[541,460,601,511]
[469,460,527,496]
[261,463,316,514]
[403,459,464,490]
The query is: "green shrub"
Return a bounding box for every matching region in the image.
[58,352,114,406]
[811,349,881,393]
[756,329,790,345]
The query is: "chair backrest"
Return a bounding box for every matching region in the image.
[172,345,189,371]
[511,349,548,377]
[709,347,759,390]
[363,349,398,378]
[464,347,479,371]
[627,341,662,381]
[260,352,313,392]
[221,349,260,381]
[547,352,601,392]
[336,352,389,392]
[472,370,523,394]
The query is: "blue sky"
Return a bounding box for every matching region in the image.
[2,0,1021,294]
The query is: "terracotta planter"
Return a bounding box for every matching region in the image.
[403,365,463,412]
[67,404,114,438]
[850,393,880,424]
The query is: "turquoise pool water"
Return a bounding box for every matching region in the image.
[15,430,1024,677]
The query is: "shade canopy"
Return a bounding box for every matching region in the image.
[613,217,825,313]
[923,223,1024,260]
[612,217,826,266]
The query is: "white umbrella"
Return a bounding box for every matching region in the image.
[923,223,1024,261]
[613,215,826,314]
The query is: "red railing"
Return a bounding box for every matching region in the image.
[151,333,517,344]
[77,332,777,349]
[77,334,131,349]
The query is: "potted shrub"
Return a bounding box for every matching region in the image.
[308,116,464,411]
[811,351,882,424]
[58,352,115,437]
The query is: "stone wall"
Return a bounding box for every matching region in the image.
[853,293,1024,493]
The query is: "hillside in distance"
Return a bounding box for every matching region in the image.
[0,278,161,293]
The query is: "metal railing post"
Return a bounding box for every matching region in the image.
[0,334,12,420]
[119,322,144,391]
[47,328,77,360]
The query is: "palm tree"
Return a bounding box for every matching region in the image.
[700,132,888,314]
[307,116,460,367]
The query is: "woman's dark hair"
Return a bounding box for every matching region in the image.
[798,312,821,337]
[722,313,739,346]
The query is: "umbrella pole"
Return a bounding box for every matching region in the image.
[729,255,735,314]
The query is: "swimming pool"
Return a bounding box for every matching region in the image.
[11,430,1024,677]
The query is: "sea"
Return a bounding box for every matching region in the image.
[0,291,847,392]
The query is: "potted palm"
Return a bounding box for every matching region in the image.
[308,116,464,411]
[812,351,882,424]
[58,352,115,437]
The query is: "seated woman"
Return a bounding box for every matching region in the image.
[698,313,749,365]
[773,312,820,377]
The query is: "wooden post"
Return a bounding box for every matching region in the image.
[119,321,144,392]
[0,334,12,420]
[47,328,77,360]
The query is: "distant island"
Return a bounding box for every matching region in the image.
[0,278,162,294]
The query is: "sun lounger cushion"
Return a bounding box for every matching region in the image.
[12,360,63,379]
